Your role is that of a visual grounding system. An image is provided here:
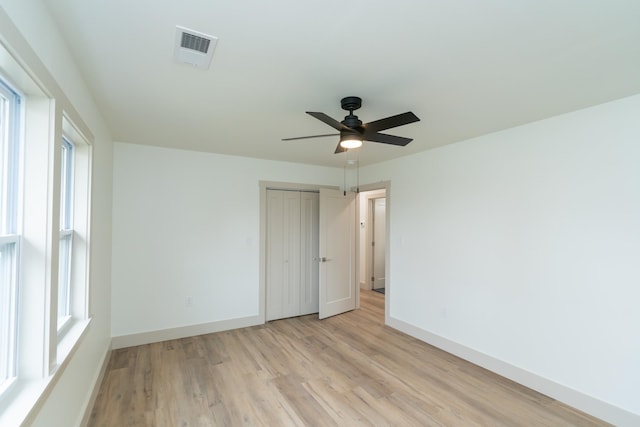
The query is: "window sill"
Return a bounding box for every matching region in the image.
[0,317,92,426]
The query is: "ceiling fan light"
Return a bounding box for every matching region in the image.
[339,135,363,149]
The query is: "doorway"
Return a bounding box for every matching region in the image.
[359,189,387,290]
[357,185,389,322]
[371,197,386,294]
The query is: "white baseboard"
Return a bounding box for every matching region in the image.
[78,343,111,427]
[111,315,263,349]
[387,317,640,427]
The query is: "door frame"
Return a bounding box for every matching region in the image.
[360,189,387,291]
[355,181,391,325]
[259,181,338,323]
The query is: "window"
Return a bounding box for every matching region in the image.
[0,77,21,390]
[0,33,94,425]
[55,117,91,342]
[58,138,74,330]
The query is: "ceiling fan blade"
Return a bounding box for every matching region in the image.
[363,112,420,135]
[282,133,339,141]
[306,112,349,131]
[334,143,347,154]
[365,132,413,146]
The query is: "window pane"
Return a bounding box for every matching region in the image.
[0,92,6,230]
[1,89,9,233]
[58,138,74,326]
[0,77,20,387]
[0,243,17,384]
[1,80,20,235]
[60,139,73,230]
[58,234,72,322]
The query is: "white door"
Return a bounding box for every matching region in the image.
[266,190,301,321]
[372,197,386,291]
[319,188,357,319]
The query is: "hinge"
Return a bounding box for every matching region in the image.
[371,241,375,247]
[371,276,375,282]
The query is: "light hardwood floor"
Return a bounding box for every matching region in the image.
[89,290,608,426]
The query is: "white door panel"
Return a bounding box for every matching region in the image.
[300,192,319,315]
[266,190,301,321]
[283,193,301,318]
[319,189,357,319]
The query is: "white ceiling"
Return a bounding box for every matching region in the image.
[42,0,640,167]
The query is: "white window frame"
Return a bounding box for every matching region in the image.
[0,75,22,395]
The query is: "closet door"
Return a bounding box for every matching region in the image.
[266,190,301,321]
[299,192,319,315]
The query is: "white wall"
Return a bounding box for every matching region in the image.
[111,143,342,339]
[0,1,113,426]
[360,94,640,425]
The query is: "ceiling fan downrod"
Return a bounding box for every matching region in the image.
[340,96,363,129]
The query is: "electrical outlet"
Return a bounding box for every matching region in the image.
[186,296,193,307]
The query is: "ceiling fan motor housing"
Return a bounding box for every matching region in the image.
[342,115,363,129]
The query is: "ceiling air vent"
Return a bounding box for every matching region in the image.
[174,25,218,69]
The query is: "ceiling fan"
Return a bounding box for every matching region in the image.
[283,96,420,153]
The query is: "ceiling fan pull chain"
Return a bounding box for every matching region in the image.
[343,165,347,196]
[356,153,360,194]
